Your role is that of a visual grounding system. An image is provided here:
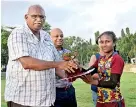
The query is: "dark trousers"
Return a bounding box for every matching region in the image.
[54,85,77,107]
[7,102,29,107]
[7,101,53,107]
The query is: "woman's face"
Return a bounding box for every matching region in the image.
[98,34,115,53]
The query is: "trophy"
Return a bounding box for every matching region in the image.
[62,52,97,82]
[62,52,85,82]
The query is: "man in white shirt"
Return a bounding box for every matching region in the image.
[5,5,78,107]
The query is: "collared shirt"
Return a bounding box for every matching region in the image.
[56,48,72,88]
[5,24,60,106]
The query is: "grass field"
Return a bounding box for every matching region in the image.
[1,72,136,107]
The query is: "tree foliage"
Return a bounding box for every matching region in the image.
[1,25,136,69]
[117,28,136,61]
[42,22,51,33]
[1,27,10,67]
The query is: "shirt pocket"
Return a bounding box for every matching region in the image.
[40,41,55,61]
[27,39,39,57]
[42,47,54,61]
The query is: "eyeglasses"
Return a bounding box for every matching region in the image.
[28,14,46,20]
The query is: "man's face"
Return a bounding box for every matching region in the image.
[25,7,45,32]
[98,34,114,53]
[51,30,63,47]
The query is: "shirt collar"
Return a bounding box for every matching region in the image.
[24,22,35,35]
[24,22,50,42]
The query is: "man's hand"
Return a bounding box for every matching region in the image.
[56,60,78,73]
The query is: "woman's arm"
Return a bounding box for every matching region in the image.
[97,73,120,89]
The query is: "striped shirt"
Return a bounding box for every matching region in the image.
[5,24,60,106]
[56,48,72,88]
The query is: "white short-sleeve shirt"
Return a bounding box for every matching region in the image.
[5,24,60,106]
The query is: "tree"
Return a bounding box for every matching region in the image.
[117,27,136,62]
[89,38,92,45]
[121,29,125,37]
[63,36,98,65]
[126,27,130,35]
[42,22,51,33]
[1,27,11,68]
[94,31,100,41]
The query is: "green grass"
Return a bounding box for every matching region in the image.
[1,72,136,107]
[120,72,136,107]
[73,72,136,107]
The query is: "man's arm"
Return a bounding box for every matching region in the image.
[18,56,59,70]
[18,56,78,72]
[9,29,78,72]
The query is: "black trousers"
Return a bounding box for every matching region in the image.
[7,102,29,107]
[54,85,77,107]
[7,101,53,107]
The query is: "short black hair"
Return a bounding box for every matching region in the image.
[96,31,117,44]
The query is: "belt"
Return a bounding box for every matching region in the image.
[56,85,72,91]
